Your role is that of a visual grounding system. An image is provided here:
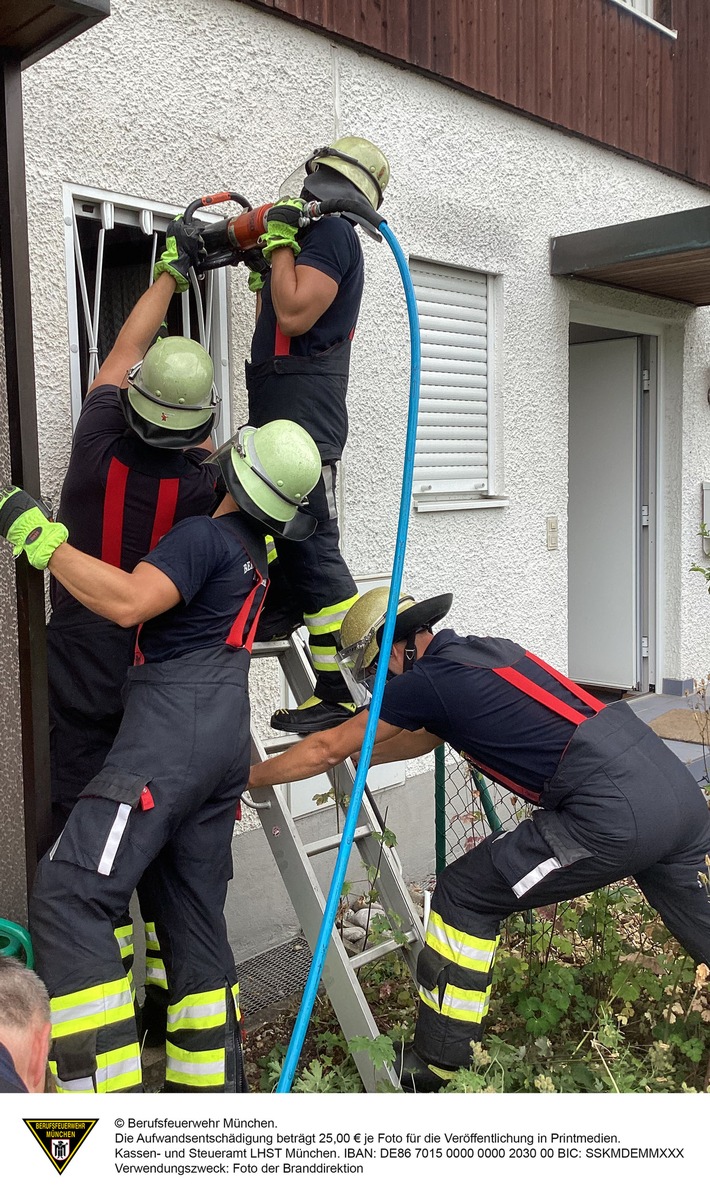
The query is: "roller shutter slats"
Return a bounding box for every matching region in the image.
[411,259,489,496]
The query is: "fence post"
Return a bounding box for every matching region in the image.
[434,744,447,875]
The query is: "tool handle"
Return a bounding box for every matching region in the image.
[183,191,252,223]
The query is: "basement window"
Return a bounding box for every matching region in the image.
[63,184,231,442]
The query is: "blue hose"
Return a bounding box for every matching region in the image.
[276,220,421,1092]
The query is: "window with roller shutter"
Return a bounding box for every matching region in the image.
[410,259,495,510]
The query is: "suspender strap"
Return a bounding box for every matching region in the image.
[133,625,145,667]
[149,478,180,551]
[225,573,269,652]
[101,458,130,567]
[493,666,592,726]
[274,324,291,356]
[462,751,541,804]
[524,651,605,713]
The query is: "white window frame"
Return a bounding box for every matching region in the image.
[63,184,231,443]
[606,0,677,38]
[410,257,506,514]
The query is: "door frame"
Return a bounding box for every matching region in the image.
[568,302,667,692]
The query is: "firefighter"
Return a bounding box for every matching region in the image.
[248,588,710,1092]
[0,418,321,1093]
[48,219,221,1042]
[246,137,390,735]
[48,217,221,839]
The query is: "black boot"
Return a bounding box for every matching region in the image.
[395,1043,458,1093]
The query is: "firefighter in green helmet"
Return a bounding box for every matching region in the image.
[246,136,391,735]
[0,417,322,1093]
[47,220,222,1046]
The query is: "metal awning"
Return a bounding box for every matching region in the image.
[550,204,710,306]
[0,0,108,68]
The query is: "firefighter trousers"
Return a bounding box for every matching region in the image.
[415,703,710,1068]
[257,465,357,703]
[48,608,172,1046]
[30,645,251,1093]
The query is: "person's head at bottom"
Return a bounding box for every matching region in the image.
[0,958,51,1093]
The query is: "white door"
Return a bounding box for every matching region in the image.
[568,339,639,690]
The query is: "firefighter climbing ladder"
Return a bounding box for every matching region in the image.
[246,633,426,1092]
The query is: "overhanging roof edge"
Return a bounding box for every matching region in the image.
[13,1,110,70]
[550,204,710,276]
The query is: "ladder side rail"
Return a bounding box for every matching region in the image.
[248,729,399,1091]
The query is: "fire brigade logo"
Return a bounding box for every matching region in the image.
[23,1118,98,1175]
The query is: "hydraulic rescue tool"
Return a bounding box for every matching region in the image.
[181,189,383,272]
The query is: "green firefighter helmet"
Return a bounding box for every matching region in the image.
[338,589,454,683]
[125,336,219,449]
[208,420,321,541]
[302,136,390,211]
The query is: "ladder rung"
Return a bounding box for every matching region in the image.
[303,826,371,857]
[262,734,301,755]
[251,639,292,657]
[349,930,418,970]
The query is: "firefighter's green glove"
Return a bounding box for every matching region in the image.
[243,246,270,293]
[0,486,68,570]
[153,216,206,293]
[259,197,306,262]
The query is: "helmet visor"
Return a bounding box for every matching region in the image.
[336,632,380,707]
[336,647,372,708]
[281,146,384,208]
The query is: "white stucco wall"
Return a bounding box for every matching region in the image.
[21,0,710,722]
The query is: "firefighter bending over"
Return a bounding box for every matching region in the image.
[248,588,710,1092]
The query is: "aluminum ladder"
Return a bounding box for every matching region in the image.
[246,633,426,1092]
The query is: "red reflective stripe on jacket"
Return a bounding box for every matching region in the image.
[524,651,604,713]
[274,325,291,356]
[149,477,180,551]
[493,666,590,726]
[101,458,130,567]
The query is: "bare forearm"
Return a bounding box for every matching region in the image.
[366,730,442,765]
[47,544,141,626]
[89,273,177,391]
[249,733,340,789]
[117,273,176,358]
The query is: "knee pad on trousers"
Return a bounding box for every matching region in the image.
[53,1030,98,1086]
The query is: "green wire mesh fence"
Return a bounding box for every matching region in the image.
[434,744,533,874]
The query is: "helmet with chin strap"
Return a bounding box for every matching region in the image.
[337,589,453,700]
[124,336,219,449]
[207,420,322,542]
[280,136,390,219]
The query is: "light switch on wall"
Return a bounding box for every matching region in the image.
[546,516,559,550]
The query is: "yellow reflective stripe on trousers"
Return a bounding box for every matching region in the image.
[114,924,133,959]
[425,910,499,973]
[418,981,492,1023]
[309,649,341,670]
[304,593,359,635]
[167,988,228,1032]
[144,921,161,953]
[165,1041,225,1088]
[145,957,168,990]
[231,982,241,1022]
[51,977,134,1038]
[50,1042,142,1093]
